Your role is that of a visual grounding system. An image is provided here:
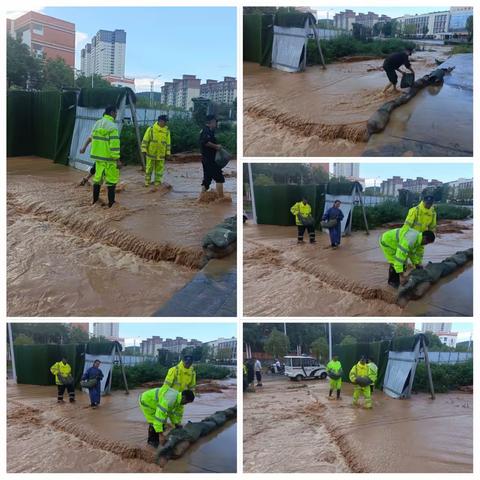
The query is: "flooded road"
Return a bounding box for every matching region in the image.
[243,45,459,156]
[244,377,472,473]
[243,220,472,316]
[7,157,236,316]
[7,379,236,473]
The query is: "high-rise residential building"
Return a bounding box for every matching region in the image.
[206,337,237,361]
[333,10,391,31]
[333,163,360,180]
[333,10,356,31]
[422,323,452,334]
[139,336,203,356]
[200,76,237,105]
[81,29,126,77]
[93,323,120,341]
[161,75,201,111]
[7,11,75,67]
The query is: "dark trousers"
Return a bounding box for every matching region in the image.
[328,223,342,246]
[388,265,400,287]
[201,158,225,190]
[297,225,315,242]
[88,384,101,406]
[255,371,262,384]
[57,384,75,401]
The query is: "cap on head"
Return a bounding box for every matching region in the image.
[104,105,117,116]
[206,114,216,122]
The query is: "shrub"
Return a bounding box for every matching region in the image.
[435,204,472,220]
[352,200,408,230]
[412,360,472,393]
[450,44,473,55]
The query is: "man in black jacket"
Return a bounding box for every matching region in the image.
[200,115,224,197]
[382,47,415,94]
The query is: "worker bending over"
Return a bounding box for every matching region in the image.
[139,385,195,447]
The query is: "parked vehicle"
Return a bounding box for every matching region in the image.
[284,355,327,381]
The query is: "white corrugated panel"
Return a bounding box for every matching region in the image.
[383,350,417,399]
[323,193,355,233]
[272,25,307,72]
[83,348,115,394]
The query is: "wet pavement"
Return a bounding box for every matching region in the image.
[7,156,236,316]
[244,376,472,473]
[364,53,473,156]
[7,379,237,473]
[243,46,452,156]
[243,220,472,316]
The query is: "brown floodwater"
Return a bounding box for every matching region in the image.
[243,220,472,316]
[7,380,237,473]
[243,46,451,156]
[7,157,236,316]
[244,377,472,473]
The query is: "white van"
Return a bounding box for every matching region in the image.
[284,355,327,381]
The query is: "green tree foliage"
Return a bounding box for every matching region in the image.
[264,329,290,358]
[372,22,383,36]
[13,333,35,345]
[42,57,74,90]
[254,174,275,186]
[68,327,90,344]
[466,15,473,42]
[339,335,357,346]
[403,24,417,37]
[352,23,372,41]
[394,324,415,337]
[413,360,472,393]
[75,74,112,89]
[7,36,43,89]
[157,348,179,367]
[310,336,328,361]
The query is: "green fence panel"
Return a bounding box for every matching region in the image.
[32,91,61,159]
[54,91,77,165]
[244,14,263,62]
[7,91,34,157]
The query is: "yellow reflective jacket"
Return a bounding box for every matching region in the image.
[403,202,437,233]
[326,359,342,375]
[140,385,183,433]
[380,227,423,273]
[290,202,312,226]
[50,361,72,386]
[164,361,196,392]
[90,114,120,161]
[141,123,171,160]
[349,362,371,384]
[367,362,378,383]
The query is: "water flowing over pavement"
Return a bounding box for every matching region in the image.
[7,157,236,316]
[243,377,472,473]
[243,220,472,316]
[7,380,236,473]
[243,46,464,157]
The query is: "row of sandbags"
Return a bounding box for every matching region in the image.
[367,67,455,136]
[156,406,237,464]
[202,216,237,259]
[397,247,473,303]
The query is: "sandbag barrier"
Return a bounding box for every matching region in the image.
[202,216,237,259]
[367,66,455,136]
[397,247,472,304]
[155,406,237,465]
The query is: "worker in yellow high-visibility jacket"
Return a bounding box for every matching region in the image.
[379,227,435,288]
[50,357,75,403]
[367,357,378,395]
[326,354,343,400]
[138,385,195,447]
[80,105,121,207]
[349,356,374,409]
[141,115,171,187]
[291,197,316,244]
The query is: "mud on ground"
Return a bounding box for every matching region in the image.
[7,157,236,316]
[243,377,472,473]
[243,220,472,316]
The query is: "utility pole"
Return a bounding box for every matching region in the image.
[328,323,332,361]
[248,163,257,224]
[7,323,17,383]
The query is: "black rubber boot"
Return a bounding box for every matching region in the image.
[92,184,101,204]
[147,425,159,448]
[388,265,400,288]
[328,389,333,397]
[337,390,341,400]
[107,185,116,208]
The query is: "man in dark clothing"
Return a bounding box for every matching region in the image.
[382,48,415,94]
[322,200,344,248]
[200,115,224,197]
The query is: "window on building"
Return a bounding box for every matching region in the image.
[32,23,44,35]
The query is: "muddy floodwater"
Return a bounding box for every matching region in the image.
[7,157,236,316]
[244,377,472,473]
[243,45,461,156]
[7,379,237,473]
[243,220,472,316]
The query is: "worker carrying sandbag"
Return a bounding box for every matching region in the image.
[139,385,195,448]
[141,115,171,188]
[50,357,75,404]
[322,200,344,249]
[81,359,104,409]
[380,227,436,288]
[326,354,343,400]
[291,197,315,244]
[349,356,375,409]
[80,105,121,208]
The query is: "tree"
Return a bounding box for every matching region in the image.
[372,22,383,37]
[217,348,232,362]
[75,74,112,89]
[382,20,397,38]
[352,23,372,41]
[394,324,415,337]
[14,334,34,345]
[339,335,357,346]
[7,36,43,89]
[67,326,89,344]
[157,348,178,366]
[466,16,473,42]
[264,329,290,358]
[254,174,275,186]
[403,24,417,37]
[42,57,74,90]
[423,331,444,350]
[310,336,328,361]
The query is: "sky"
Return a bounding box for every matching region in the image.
[7,7,236,92]
[415,322,473,342]
[359,163,473,187]
[92,323,237,347]
[316,6,449,19]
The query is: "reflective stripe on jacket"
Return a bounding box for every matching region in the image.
[90,114,120,161]
[290,202,312,226]
[50,361,72,386]
[164,361,196,392]
[141,123,171,159]
[380,227,423,273]
[403,202,437,233]
[140,385,183,432]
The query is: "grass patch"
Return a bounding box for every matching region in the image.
[450,44,473,55]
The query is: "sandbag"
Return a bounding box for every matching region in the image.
[202,216,237,250]
[400,72,415,88]
[205,411,227,427]
[80,378,98,388]
[300,215,314,227]
[440,261,457,276]
[59,375,74,386]
[354,376,371,387]
[447,252,468,266]
[215,148,232,169]
[321,219,337,228]
[422,262,444,283]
